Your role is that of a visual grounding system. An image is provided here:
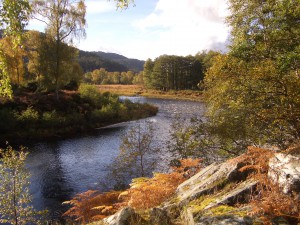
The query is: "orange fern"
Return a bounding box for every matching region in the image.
[127,158,202,210]
[63,158,202,222]
[233,146,300,224]
[63,190,124,223]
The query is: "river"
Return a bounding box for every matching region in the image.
[25,97,205,219]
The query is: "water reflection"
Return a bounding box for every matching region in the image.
[25,97,205,218]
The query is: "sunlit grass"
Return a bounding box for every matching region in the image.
[96,85,203,101]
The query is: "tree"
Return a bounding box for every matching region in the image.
[112,0,134,9]
[0,0,31,97]
[32,0,86,97]
[143,59,154,89]
[200,0,300,155]
[0,37,26,87]
[143,55,204,91]
[167,117,201,159]
[25,30,82,92]
[0,146,46,225]
[107,121,160,189]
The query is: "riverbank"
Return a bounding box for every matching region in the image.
[97,85,204,102]
[0,89,158,145]
[79,145,300,225]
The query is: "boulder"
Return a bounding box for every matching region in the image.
[195,215,253,225]
[203,179,257,210]
[268,153,300,194]
[175,159,249,206]
[103,207,146,225]
[150,208,173,225]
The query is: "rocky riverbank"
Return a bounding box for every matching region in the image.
[97,145,300,225]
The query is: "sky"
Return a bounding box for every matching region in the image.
[28,0,230,60]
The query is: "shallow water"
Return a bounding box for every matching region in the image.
[25,97,205,218]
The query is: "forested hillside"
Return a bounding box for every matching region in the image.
[93,51,145,72]
[78,50,145,73]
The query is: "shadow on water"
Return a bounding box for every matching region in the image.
[24,96,205,220]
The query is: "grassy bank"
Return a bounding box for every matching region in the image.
[97,85,204,101]
[0,87,158,145]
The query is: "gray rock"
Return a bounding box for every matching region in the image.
[268,153,300,194]
[195,215,253,225]
[180,207,195,225]
[150,208,173,225]
[175,160,248,206]
[271,216,291,225]
[103,207,146,225]
[204,180,257,210]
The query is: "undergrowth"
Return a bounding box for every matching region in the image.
[63,158,201,224]
[236,146,300,224]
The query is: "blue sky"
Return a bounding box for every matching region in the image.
[28,0,230,60]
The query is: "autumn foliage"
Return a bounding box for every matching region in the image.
[63,158,201,223]
[235,146,300,224]
[63,190,125,223]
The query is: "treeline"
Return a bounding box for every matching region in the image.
[143,51,218,90]
[83,68,143,85]
[0,30,83,94]
[0,30,145,94]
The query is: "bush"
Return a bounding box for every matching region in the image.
[41,110,64,128]
[78,84,102,107]
[16,107,39,126]
[90,109,109,123]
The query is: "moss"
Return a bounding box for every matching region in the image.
[206,177,227,190]
[188,195,217,214]
[169,196,180,204]
[204,205,248,217]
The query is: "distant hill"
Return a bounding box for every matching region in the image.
[78,50,145,73]
[0,29,145,73]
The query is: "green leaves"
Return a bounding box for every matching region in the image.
[0,146,47,224]
[0,0,31,45]
[0,0,31,97]
[198,0,300,154]
[112,0,134,9]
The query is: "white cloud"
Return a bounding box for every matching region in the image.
[85,0,115,14]
[130,0,230,59]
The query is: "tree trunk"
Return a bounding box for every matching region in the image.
[13,171,18,225]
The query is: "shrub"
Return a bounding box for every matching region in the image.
[63,158,201,223]
[41,110,64,128]
[78,84,102,107]
[236,146,300,224]
[16,107,39,126]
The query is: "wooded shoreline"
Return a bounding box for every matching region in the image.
[0,89,158,146]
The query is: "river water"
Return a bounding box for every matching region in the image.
[25,97,205,219]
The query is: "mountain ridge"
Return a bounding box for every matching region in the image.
[78,50,145,73]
